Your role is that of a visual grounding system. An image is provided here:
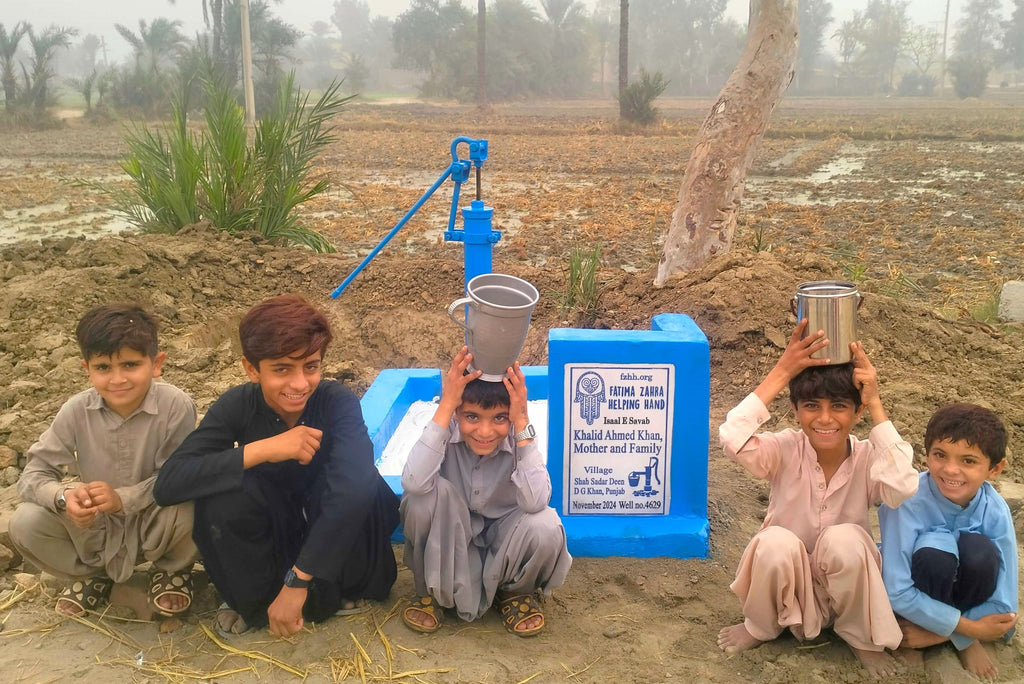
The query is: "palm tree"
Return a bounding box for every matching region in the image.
[0,22,27,111]
[26,25,77,113]
[168,0,227,67]
[115,18,187,76]
[540,0,588,95]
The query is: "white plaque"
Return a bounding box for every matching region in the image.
[563,363,673,515]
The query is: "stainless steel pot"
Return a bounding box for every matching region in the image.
[790,280,863,364]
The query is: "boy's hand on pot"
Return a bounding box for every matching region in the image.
[776,319,831,378]
[503,362,529,430]
[851,341,887,421]
[441,347,482,403]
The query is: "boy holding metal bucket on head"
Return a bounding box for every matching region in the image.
[400,343,572,637]
[717,318,919,677]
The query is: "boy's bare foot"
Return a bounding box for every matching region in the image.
[717,623,764,653]
[55,596,85,616]
[404,605,438,630]
[215,603,250,636]
[894,646,924,669]
[55,577,112,616]
[403,596,443,633]
[958,640,998,680]
[850,646,899,678]
[155,593,188,613]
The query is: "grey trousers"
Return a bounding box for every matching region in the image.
[8,500,198,582]
[401,478,572,622]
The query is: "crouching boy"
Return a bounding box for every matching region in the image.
[879,403,1018,681]
[717,321,919,678]
[153,294,400,638]
[9,304,198,617]
[401,347,572,636]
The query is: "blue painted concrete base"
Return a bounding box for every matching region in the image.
[562,515,709,558]
[361,361,709,559]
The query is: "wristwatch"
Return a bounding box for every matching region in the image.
[513,424,536,443]
[283,568,310,589]
[55,489,68,512]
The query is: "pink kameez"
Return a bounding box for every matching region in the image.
[719,393,919,651]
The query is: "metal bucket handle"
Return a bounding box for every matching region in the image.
[447,297,474,331]
[789,291,865,317]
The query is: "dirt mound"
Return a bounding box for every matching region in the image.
[2,228,1023,684]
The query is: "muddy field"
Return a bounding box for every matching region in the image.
[1,96,1024,683]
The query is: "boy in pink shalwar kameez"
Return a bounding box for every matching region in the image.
[717,320,919,678]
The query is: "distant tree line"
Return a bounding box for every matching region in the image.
[4,0,1024,124]
[829,0,1024,98]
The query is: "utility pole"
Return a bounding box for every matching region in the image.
[941,0,951,94]
[240,0,256,126]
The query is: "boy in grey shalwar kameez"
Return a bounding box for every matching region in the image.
[400,347,571,636]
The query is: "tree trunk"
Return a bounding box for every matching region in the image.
[654,0,798,285]
[618,0,628,118]
[477,0,486,107]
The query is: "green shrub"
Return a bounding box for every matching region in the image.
[618,69,669,125]
[102,69,351,252]
[897,72,938,96]
[949,56,990,99]
[560,245,603,326]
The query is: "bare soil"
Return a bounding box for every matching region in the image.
[1,97,1024,683]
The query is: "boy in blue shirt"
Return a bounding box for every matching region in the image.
[879,403,1018,681]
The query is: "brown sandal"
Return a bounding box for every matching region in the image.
[498,592,544,637]
[148,568,194,617]
[402,595,443,633]
[56,576,113,615]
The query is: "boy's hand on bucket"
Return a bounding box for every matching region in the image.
[503,362,529,434]
[851,341,886,422]
[777,319,831,378]
[433,346,483,428]
[753,319,830,407]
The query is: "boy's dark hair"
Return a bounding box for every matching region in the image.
[788,362,862,410]
[76,304,159,360]
[925,403,1007,466]
[239,294,332,367]
[461,377,510,410]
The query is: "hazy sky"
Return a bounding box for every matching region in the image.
[2,1,1010,62]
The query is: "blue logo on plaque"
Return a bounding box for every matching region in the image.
[574,371,606,425]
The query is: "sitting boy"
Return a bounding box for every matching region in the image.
[879,403,1018,681]
[400,347,572,637]
[717,321,919,677]
[9,304,198,617]
[153,294,400,638]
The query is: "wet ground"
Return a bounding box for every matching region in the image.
[1,96,1024,683]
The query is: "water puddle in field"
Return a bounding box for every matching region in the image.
[0,202,137,245]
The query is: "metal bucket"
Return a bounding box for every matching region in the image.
[790,280,863,364]
[447,273,539,381]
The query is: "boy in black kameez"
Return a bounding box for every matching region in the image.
[154,294,399,637]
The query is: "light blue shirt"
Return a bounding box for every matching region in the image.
[879,471,1017,651]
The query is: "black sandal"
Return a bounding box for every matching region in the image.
[56,576,113,615]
